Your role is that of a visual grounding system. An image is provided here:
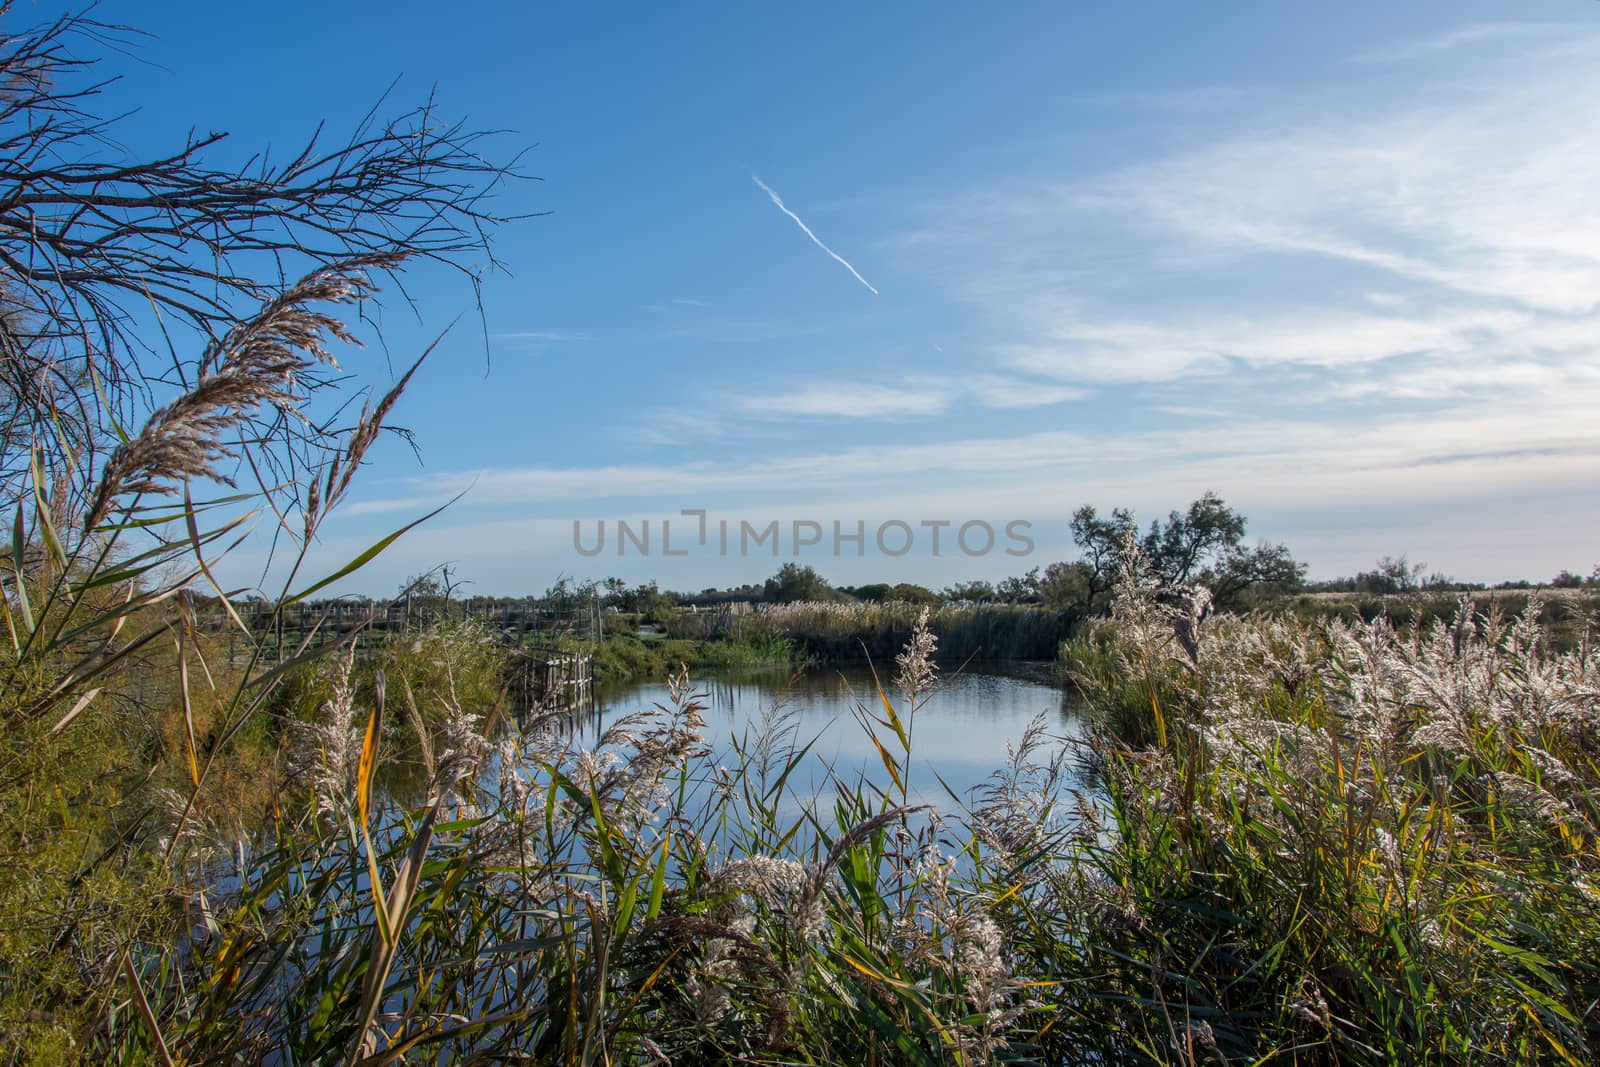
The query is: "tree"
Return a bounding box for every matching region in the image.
[601,580,675,621]
[399,565,470,617]
[1354,555,1426,595]
[1037,560,1093,612]
[996,566,1042,604]
[889,582,940,606]
[1072,493,1303,612]
[943,579,997,603]
[1140,493,1246,588]
[1070,505,1136,613]
[763,563,836,603]
[1205,541,1305,609]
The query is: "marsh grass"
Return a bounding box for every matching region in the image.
[760,601,1071,662]
[87,573,1598,1063]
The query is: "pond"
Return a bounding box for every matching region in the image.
[571,663,1087,818]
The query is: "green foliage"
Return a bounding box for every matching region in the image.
[693,627,798,671]
[577,623,797,685]
[762,563,841,604]
[846,582,941,605]
[1051,583,1600,1063]
[1070,492,1306,613]
[761,600,1072,661]
[943,579,998,603]
[0,7,517,1055]
[94,586,1600,1063]
[602,580,677,624]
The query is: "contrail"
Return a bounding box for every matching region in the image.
[752,175,879,295]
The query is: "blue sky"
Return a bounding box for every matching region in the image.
[68,1,1600,594]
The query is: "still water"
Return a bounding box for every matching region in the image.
[577,664,1086,816]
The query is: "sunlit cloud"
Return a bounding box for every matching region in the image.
[728,383,946,419]
[345,384,1600,517]
[967,375,1087,409]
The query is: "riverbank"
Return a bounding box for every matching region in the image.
[575,602,1074,685]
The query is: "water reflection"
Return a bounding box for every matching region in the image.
[569,664,1084,814]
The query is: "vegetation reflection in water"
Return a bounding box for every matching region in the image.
[565,664,1086,818]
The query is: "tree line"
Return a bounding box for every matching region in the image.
[530,490,1599,620]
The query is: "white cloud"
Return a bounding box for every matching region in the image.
[493,330,593,343]
[343,381,1600,523]
[728,383,948,419]
[912,28,1600,380]
[1092,49,1600,318]
[709,372,1086,425]
[1154,405,1232,419]
[1351,22,1568,65]
[967,375,1087,409]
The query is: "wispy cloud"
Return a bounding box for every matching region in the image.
[899,24,1600,426]
[282,23,1600,594]
[752,174,880,295]
[1154,405,1232,420]
[493,330,593,343]
[344,384,1600,520]
[728,383,946,419]
[710,371,1085,425]
[967,375,1087,409]
[1352,22,1565,65]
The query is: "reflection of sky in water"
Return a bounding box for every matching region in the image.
[578,666,1086,816]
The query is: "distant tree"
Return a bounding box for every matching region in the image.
[543,576,599,610]
[399,566,469,619]
[598,580,674,619]
[1073,493,1303,612]
[1422,570,1457,590]
[1037,561,1093,612]
[1552,569,1584,589]
[1354,555,1426,595]
[1205,541,1305,610]
[400,571,449,602]
[890,583,940,606]
[1141,493,1246,588]
[996,566,1042,604]
[763,563,836,603]
[846,583,895,603]
[1070,505,1137,613]
[943,580,997,603]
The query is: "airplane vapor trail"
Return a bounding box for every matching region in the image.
[752,175,879,295]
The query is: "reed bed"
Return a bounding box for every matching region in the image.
[83,577,1598,1063]
[759,600,1071,662]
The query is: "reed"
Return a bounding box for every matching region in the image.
[759,600,1072,662]
[26,563,1600,1062]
